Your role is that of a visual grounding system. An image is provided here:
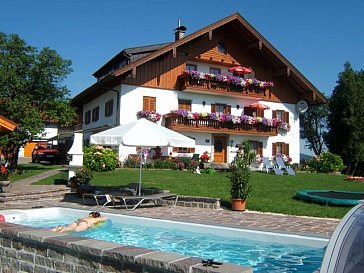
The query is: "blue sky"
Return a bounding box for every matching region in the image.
[2,0,363,99]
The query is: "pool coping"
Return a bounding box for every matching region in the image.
[0,221,252,273]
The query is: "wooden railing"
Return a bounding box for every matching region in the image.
[178,74,267,98]
[164,113,277,136]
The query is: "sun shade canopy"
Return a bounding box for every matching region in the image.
[90,118,195,147]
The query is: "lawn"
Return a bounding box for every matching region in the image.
[34,167,364,219]
[11,163,63,182]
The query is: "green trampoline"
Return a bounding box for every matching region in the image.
[296,190,364,206]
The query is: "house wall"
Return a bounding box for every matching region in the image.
[81,83,300,163]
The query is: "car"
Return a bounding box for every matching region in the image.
[31,146,60,164]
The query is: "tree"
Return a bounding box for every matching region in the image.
[327,62,364,175]
[300,103,329,156]
[0,32,76,169]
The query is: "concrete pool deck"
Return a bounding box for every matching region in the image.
[1,165,340,239]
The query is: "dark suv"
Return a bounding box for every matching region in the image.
[32,146,60,164]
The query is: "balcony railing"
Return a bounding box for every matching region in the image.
[178,73,268,98]
[164,113,277,136]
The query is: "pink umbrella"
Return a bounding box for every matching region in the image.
[228,66,252,75]
[246,102,270,110]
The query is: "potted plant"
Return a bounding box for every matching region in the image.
[227,141,255,211]
[69,168,94,197]
[0,163,11,193]
[200,151,210,163]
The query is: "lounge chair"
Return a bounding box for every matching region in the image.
[82,183,139,207]
[262,157,283,176]
[275,156,296,176]
[114,192,178,210]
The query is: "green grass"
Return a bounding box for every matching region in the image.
[11,163,63,182]
[35,168,363,219]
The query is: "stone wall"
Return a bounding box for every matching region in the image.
[0,222,252,273]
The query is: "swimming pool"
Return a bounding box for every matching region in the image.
[0,207,328,273]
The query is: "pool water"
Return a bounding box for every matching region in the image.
[10,208,327,273]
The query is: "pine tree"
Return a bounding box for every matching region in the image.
[327,62,364,175]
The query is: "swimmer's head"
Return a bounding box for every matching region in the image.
[89,211,101,218]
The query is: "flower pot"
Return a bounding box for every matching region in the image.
[231,199,247,211]
[0,180,10,193]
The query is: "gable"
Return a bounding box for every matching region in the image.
[73,12,326,106]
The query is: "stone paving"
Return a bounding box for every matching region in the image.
[3,163,341,239]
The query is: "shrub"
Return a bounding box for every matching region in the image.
[175,156,192,170]
[83,145,119,172]
[308,152,345,173]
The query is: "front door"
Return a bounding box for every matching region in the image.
[213,136,226,163]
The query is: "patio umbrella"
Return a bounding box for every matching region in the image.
[90,118,195,195]
[228,66,252,75]
[245,102,270,110]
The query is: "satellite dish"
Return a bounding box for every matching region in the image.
[296,100,308,114]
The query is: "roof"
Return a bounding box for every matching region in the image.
[0,115,18,136]
[93,43,171,79]
[74,12,327,105]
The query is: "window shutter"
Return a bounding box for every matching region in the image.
[272,110,277,119]
[150,97,156,112]
[257,109,264,117]
[283,143,290,155]
[143,97,148,111]
[143,96,156,112]
[258,142,263,156]
[284,111,289,123]
[225,105,231,114]
[272,143,277,156]
[211,104,216,112]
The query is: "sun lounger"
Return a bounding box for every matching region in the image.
[82,193,116,206]
[82,183,138,207]
[114,192,179,210]
[262,157,283,176]
[275,156,296,176]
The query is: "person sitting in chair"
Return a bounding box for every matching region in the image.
[52,211,107,233]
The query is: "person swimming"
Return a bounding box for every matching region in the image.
[52,211,107,233]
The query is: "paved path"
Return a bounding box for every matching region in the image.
[4,162,341,238]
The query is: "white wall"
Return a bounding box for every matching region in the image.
[83,83,302,164]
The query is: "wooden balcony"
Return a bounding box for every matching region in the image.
[164,113,277,136]
[178,74,268,98]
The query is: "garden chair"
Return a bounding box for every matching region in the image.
[262,157,283,176]
[82,183,139,207]
[275,156,296,176]
[113,192,178,210]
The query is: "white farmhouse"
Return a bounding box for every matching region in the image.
[72,13,326,164]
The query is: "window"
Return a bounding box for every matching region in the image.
[211,103,231,114]
[178,99,192,111]
[272,142,289,156]
[249,141,263,156]
[273,110,289,123]
[85,110,91,125]
[92,106,99,122]
[217,41,227,54]
[210,67,221,75]
[186,64,197,71]
[143,96,156,112]
[172,147,195,153]
[243,107,264,117]
[105,99,114,117]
